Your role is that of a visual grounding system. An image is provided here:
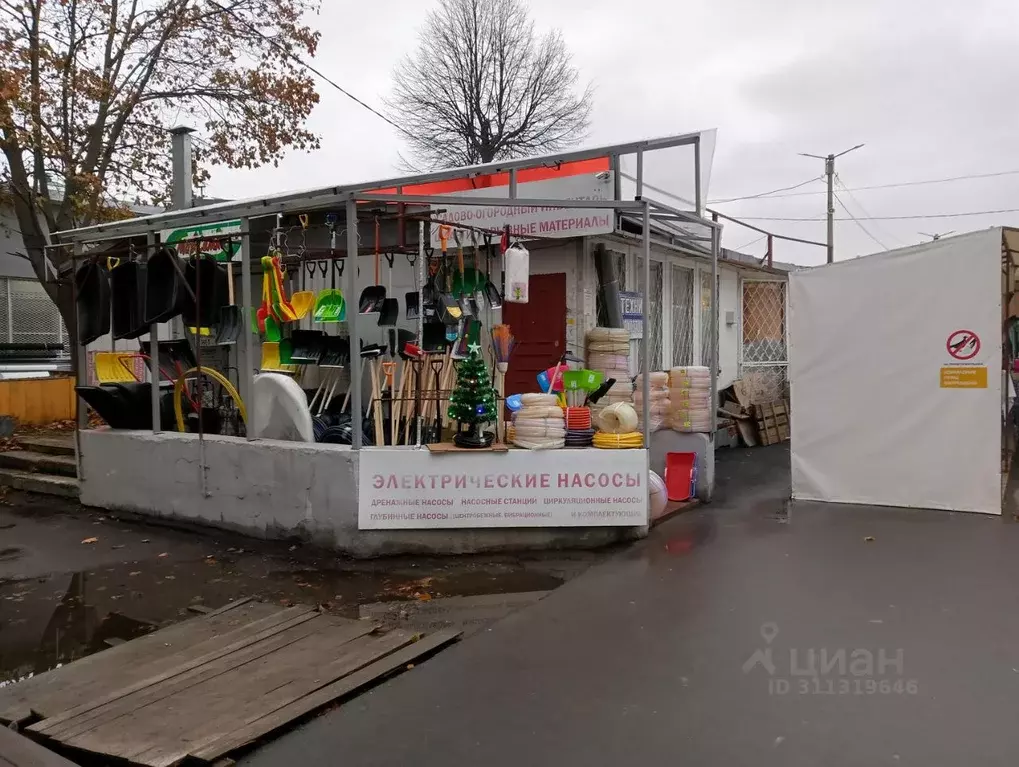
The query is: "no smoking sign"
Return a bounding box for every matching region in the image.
[946,330,980,361]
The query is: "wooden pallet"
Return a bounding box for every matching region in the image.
[0,599,460,766]
[754,399,790,446]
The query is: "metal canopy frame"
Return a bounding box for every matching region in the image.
[56,132,720,487]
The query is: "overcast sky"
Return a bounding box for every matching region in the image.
[208,0,1019,266]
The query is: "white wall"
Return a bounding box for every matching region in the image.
[79,429,640,555]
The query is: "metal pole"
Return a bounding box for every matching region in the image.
[72,242,85,481]
[346,199,362,449]
[239,217,254,439]
[509,169,518,199]
[636,150,644,199]
[767,234,774,268]
[694,137,703,218]
[612,155,622,201]
[710,223,719,436]
[641,202,651,449]
[169,126,194,210]
[825,153,835,264]
[147,233,160,433]
[416,220,425,447]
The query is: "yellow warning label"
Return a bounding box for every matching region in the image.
[940,366,988,388]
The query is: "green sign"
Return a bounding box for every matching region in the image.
[160,220,242,262]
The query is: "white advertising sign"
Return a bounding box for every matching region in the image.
[160,219,243,262]
[359,448,648,529]
[429,173,615,245]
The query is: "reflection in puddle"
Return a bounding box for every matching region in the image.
[0,557,567,684]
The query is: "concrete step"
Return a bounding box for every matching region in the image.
[0,468,79,499]
[0,450,78,477]
[19,435,75,456]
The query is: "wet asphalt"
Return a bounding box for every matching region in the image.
[240,444,1019,767]
[0,494,598,686]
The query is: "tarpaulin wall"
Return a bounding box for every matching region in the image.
[790,229,1003,515]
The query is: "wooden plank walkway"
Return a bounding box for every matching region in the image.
[0,600,460,766]
[0,727,80,767]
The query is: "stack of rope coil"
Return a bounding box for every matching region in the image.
[593,402,644,449]
[633,371,670,433]
[585,327,633,418]
[668,366,712,432]
[512,393,565,449]
[564,406,594,447]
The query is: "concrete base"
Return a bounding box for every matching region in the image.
[79,430,642,557]
[648,430,715,501]
[0,468,79,499]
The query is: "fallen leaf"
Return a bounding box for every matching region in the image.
[864,536,876,542]
[205,557,217,565]
[129,571,141,577]
[111,544,124,550]
[165,575,176,580]
[158,552,168,558]
[81,537,98,545]
[142,539,150,543]
[406,663,415,670]
[415,592,432,602]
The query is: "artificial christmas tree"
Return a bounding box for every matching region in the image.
[447,345,498,448]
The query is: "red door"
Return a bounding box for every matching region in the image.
[502,273,567,403]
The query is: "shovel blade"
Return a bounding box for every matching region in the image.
[216,305,241,346]
[377,297,399,327]
[405,291,420,320]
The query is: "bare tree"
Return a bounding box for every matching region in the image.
[388,0,592,169]
[0,0,322,328]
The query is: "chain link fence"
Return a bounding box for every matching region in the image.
[740,280,787,402]
[671,264,694,366]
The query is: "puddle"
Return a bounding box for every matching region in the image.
[0,551,570,684]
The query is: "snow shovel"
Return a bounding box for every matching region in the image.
[289,329,326,364]
[377,253,399,327]
[453,232,473,318]
[315,259,346,322]
[359,219,386,314]
[405,252,420,320]
[215,261,241,345]
[483,233,503,309]
[288,214,316,319]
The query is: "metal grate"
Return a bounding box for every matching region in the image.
[740,280,788,403]
[742,281,787,363]
[0,279,9,342]
[671,264,693,366]
[9,278,61,344]
[699,270,715,368]
[636,257,663,371]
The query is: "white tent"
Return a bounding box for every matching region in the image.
[790,228,1017,515]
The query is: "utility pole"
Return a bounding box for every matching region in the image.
[799,144,864,263]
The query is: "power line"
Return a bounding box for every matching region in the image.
[709,176,823,204]
[736,207,1019,222]
[207,0,412,140]
[833,191,888,251]
[716,169,1019,201]
[835,173,904,247]
[732,234,768,251]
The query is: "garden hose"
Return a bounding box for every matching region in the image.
[597,402,639,434]
[174,366,247,432]
[593,432,644,449]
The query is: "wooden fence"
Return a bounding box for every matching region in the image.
[0,377,76,424]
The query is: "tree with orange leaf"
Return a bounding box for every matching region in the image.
[0,0,322,327]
